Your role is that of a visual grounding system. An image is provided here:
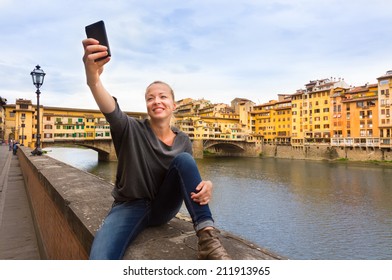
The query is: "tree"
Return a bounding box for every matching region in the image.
[0,96,7,106]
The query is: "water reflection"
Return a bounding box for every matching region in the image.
[44,147,392,259]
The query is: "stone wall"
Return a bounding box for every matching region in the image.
[262,144,392,162]
[16,146,281,260]
[17,146,112,259]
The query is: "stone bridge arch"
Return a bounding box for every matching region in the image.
[202,139,262,157]
[203,140,246,156]
[42,139,117,161]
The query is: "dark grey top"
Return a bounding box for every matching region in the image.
[103,99,193,201]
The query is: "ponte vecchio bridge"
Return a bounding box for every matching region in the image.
[42,138,261,161]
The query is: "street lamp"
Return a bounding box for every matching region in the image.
[30,65,46,155]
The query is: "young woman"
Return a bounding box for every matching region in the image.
[82,38,231,260]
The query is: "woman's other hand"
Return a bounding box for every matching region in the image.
[191,180,213,205]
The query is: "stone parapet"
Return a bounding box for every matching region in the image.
[17,146,283,260]
[262,144,392,162]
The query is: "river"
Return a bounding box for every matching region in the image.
[43,146,392,260]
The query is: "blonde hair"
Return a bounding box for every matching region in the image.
[145,81,175,100]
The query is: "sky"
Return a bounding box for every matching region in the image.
[0,0,391,113]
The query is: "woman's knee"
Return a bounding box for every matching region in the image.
[172,152,195,168]
[171,152,202,185]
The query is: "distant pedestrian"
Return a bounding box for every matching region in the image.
[82,38,231,260]
[12,141,18,155]
[9,140,13,151]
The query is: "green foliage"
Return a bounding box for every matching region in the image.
[337,158,349,161]
[0,96,7,106]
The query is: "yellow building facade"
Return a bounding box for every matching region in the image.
[290,90,305,146]
[3,100,147,149]
[4,99,36,147]
[252,96,291,145]
[377,70,392,147]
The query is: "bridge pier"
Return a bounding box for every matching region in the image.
[98,150,117,162]
[192,139,203,159]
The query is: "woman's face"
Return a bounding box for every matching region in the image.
[145,83,177,122]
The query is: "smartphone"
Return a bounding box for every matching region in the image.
[85,20,111,61]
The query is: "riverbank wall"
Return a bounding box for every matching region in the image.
[261,144,392,162]
[15,145,283,260]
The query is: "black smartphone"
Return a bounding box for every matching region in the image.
[85,20,111,61]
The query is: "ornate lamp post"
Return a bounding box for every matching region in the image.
[30,65,46,155]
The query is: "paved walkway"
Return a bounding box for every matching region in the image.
[0,145,41,259]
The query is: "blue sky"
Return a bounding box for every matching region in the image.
[0,0,391,112]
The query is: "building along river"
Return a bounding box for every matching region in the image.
[44,146,392,260]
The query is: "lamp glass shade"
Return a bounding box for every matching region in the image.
[30,65,46,89]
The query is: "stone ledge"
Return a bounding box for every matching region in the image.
[17,146,283,260]
[127,214,284,260]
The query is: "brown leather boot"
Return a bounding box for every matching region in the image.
[197,228,232,260]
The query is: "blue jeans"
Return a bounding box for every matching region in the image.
[89,152,214,259]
